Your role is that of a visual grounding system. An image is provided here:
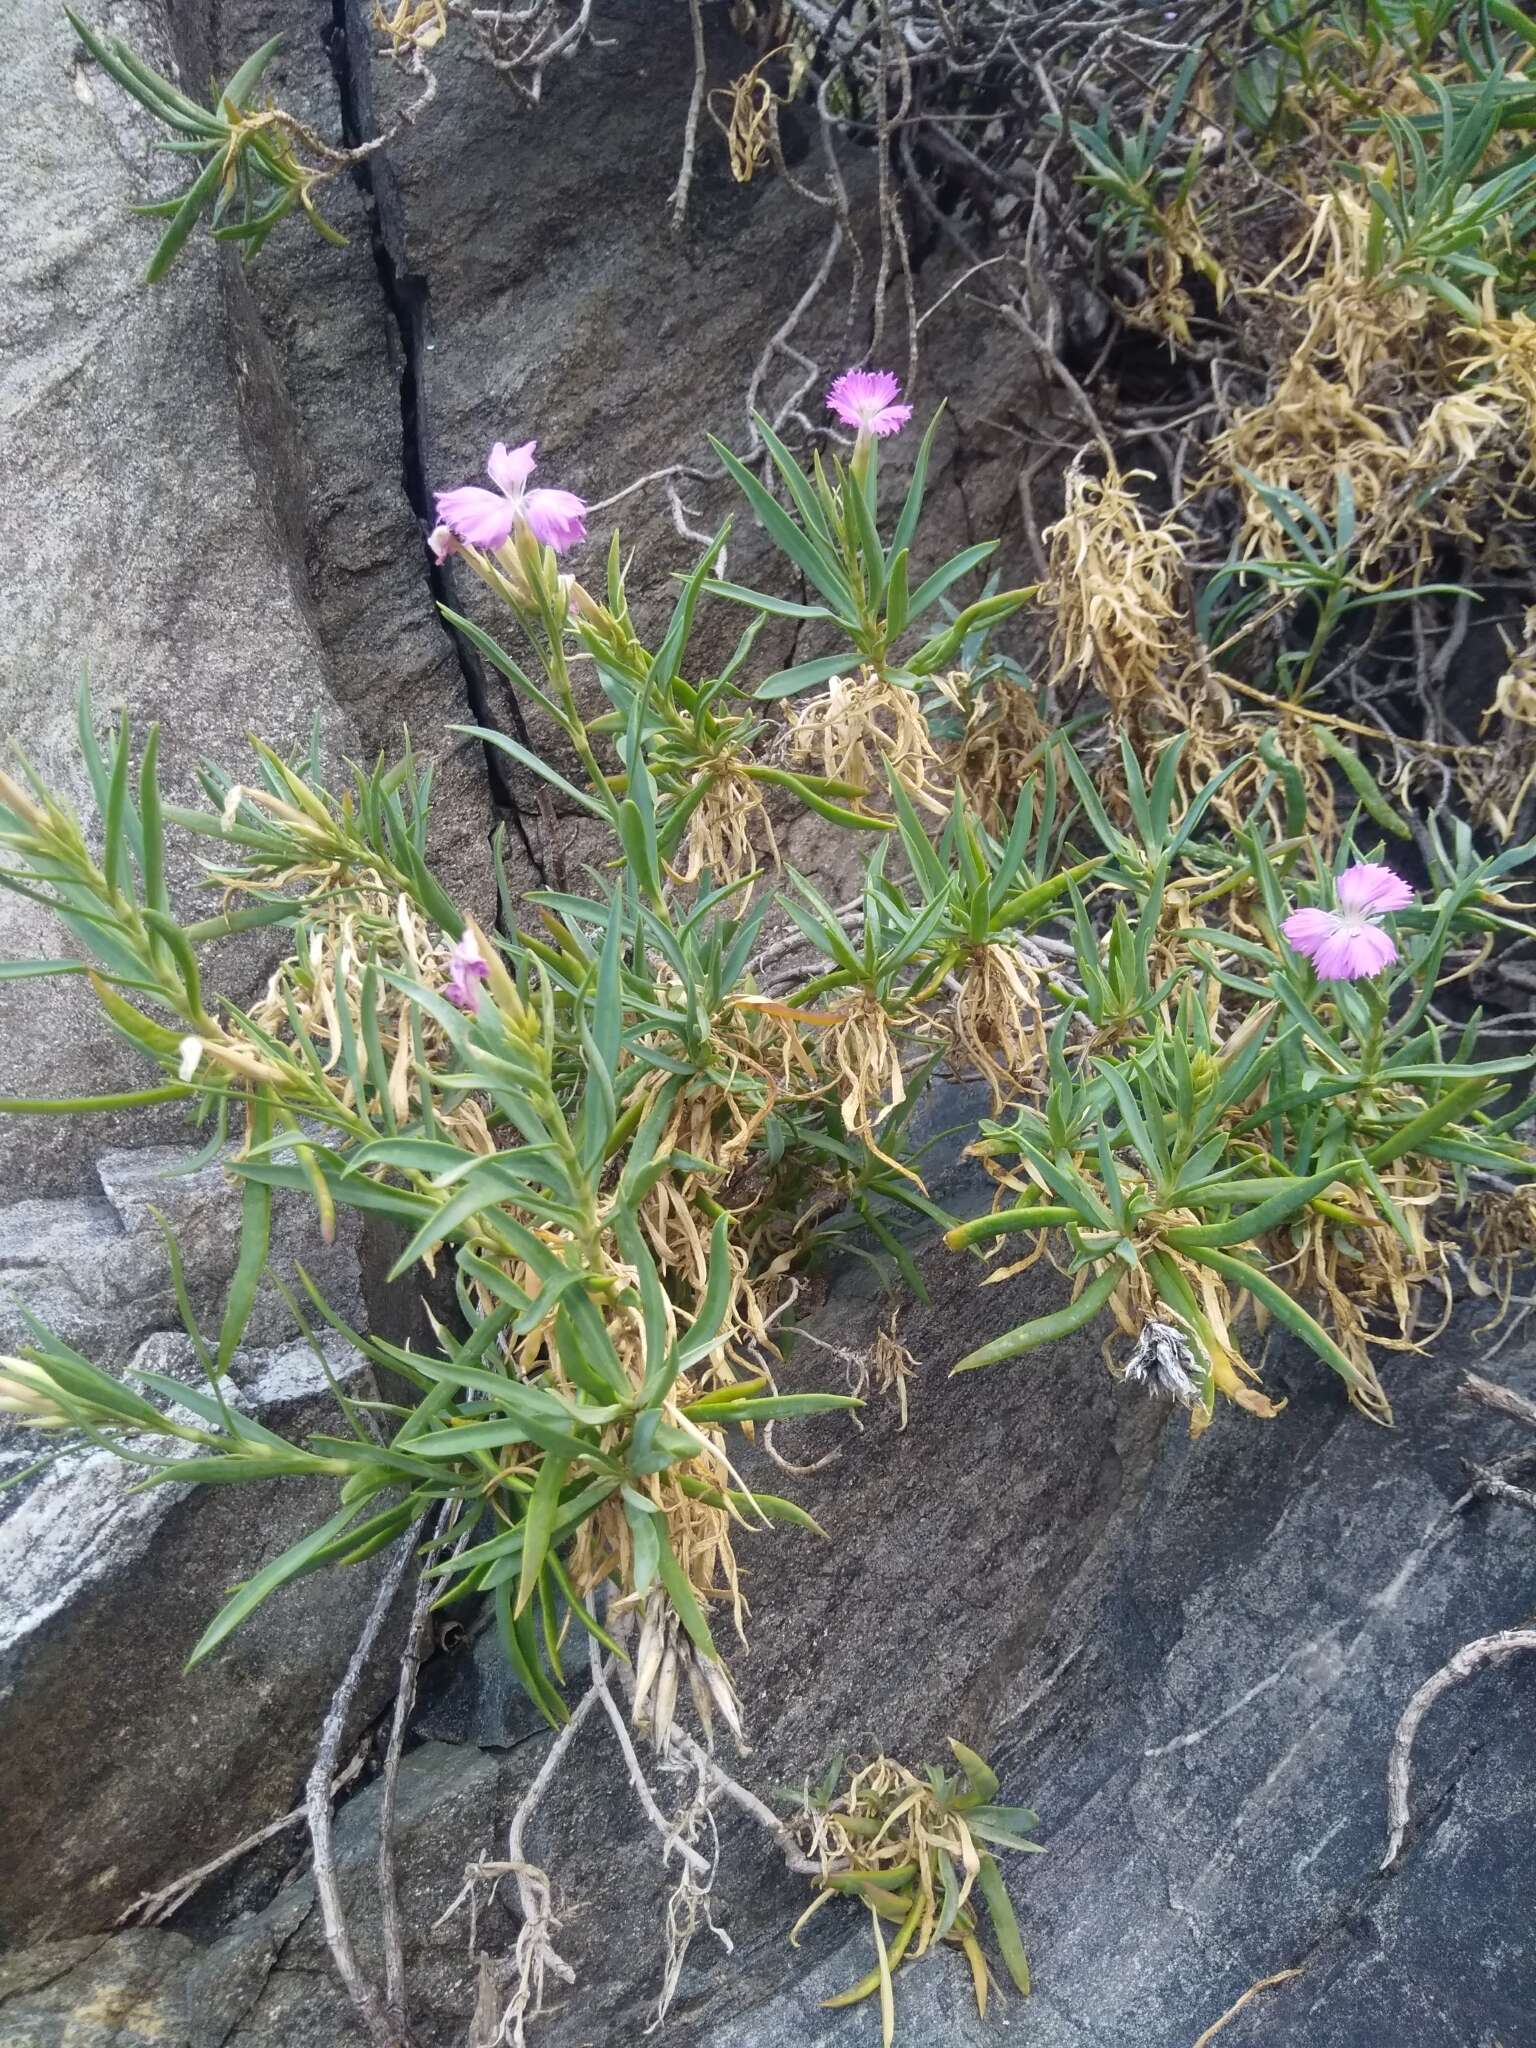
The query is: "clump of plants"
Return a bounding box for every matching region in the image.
[4,357,1536,2039]
[1042,1,1536,846]
[787,1743,1041,2043]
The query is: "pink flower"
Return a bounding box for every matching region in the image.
[825,369,913,439]
[443,931,490,1012]
[1282,862,1415,981]
[433,440,588,557]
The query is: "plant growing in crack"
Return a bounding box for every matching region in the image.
[65,3,602,283]
[66,13,438,277]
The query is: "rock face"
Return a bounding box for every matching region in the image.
[0,1143,364,1379]
[0,1317,406,1950]
[0,0,363,1194]
[0,1137,391,1950]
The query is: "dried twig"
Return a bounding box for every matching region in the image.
[668,1726,825,1877]
[1191,1968,1306,2048]
[306,1530,423,2048]
[1461,1370,1536,1434]
[435,1673,608,2047]
[445,0,596,103]
[1380,1629,1536,1871]
[648,1746,734,2031]
[1466,1467,1536,1515]
[588,1635,712,1878]
[670,0,708,230]
[118,1747,368,1928]
[379,1506,455,2021]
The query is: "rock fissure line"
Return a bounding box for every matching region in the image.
[322,0,544,887]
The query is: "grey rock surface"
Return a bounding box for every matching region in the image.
[2,2,1532,2044]
[0,1929,199,2048]
[410,1610,549,1753]
[0,1143,364,1380]
[166,0,502,915]
[359,0,1035,836]
[0,1322,401,1949]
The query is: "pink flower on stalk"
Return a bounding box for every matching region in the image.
[431,440,587,559]
[1282,862,1415,981]
[443,931,490,1012]
[825,368,912,439]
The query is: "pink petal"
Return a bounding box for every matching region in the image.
[521,488,587,553]
[1336,862,1414,914]
[1312,922,1398,981]
[435,485,514,552]
[444,933,490,1012]
[487,440,537,496]
[427,523,460,563]
[1281,907,1340,962]
[867,401,914,438]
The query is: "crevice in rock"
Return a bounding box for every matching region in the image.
[322,0,544,886]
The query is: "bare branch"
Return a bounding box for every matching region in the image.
[306,1532,422,2048]
[1381,1629,1536,1871]
[1461,1371,1536,1434]
[670,0,709,230]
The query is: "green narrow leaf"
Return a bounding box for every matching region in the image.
[903,541,999,625]
[592,901,622,1078]
[951,1263,1122,1373]
[668,1214,734,1379]
[1365,1075,1485,1168]
[218,1098,273,1370]
[656,1520,718,1660]
[890,405,945,563]
[616,798,663,907]
[218,33,284,112]
[949,1740,999,1805]
[1163,1163,1357,1249]
[935,1846,963,1941]
[138,724,168,917]
[756,652,850,702]
[966,1805,1044,1852]
[145,151,227,284]
[1190,1245,1366,1392]
[454,724,610,820]
[495,1577,568,1725]
[1316,728,1412,839]
[516,1453,570,1618]
[359,964,397,1135]
[0,1082,195,1112]
[625,1493,662,1591]
[707,437,854,610]
[702,579,835,621]
[142,910,206,1022]
[975,1854,1031,1995]
[753,413,837,544]
[679,1392,860,1423]
[885,548,910,640]
[101,716,132,902]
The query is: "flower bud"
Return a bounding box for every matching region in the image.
[1189,1050,1219,1104]
[0,1356,73,1429]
